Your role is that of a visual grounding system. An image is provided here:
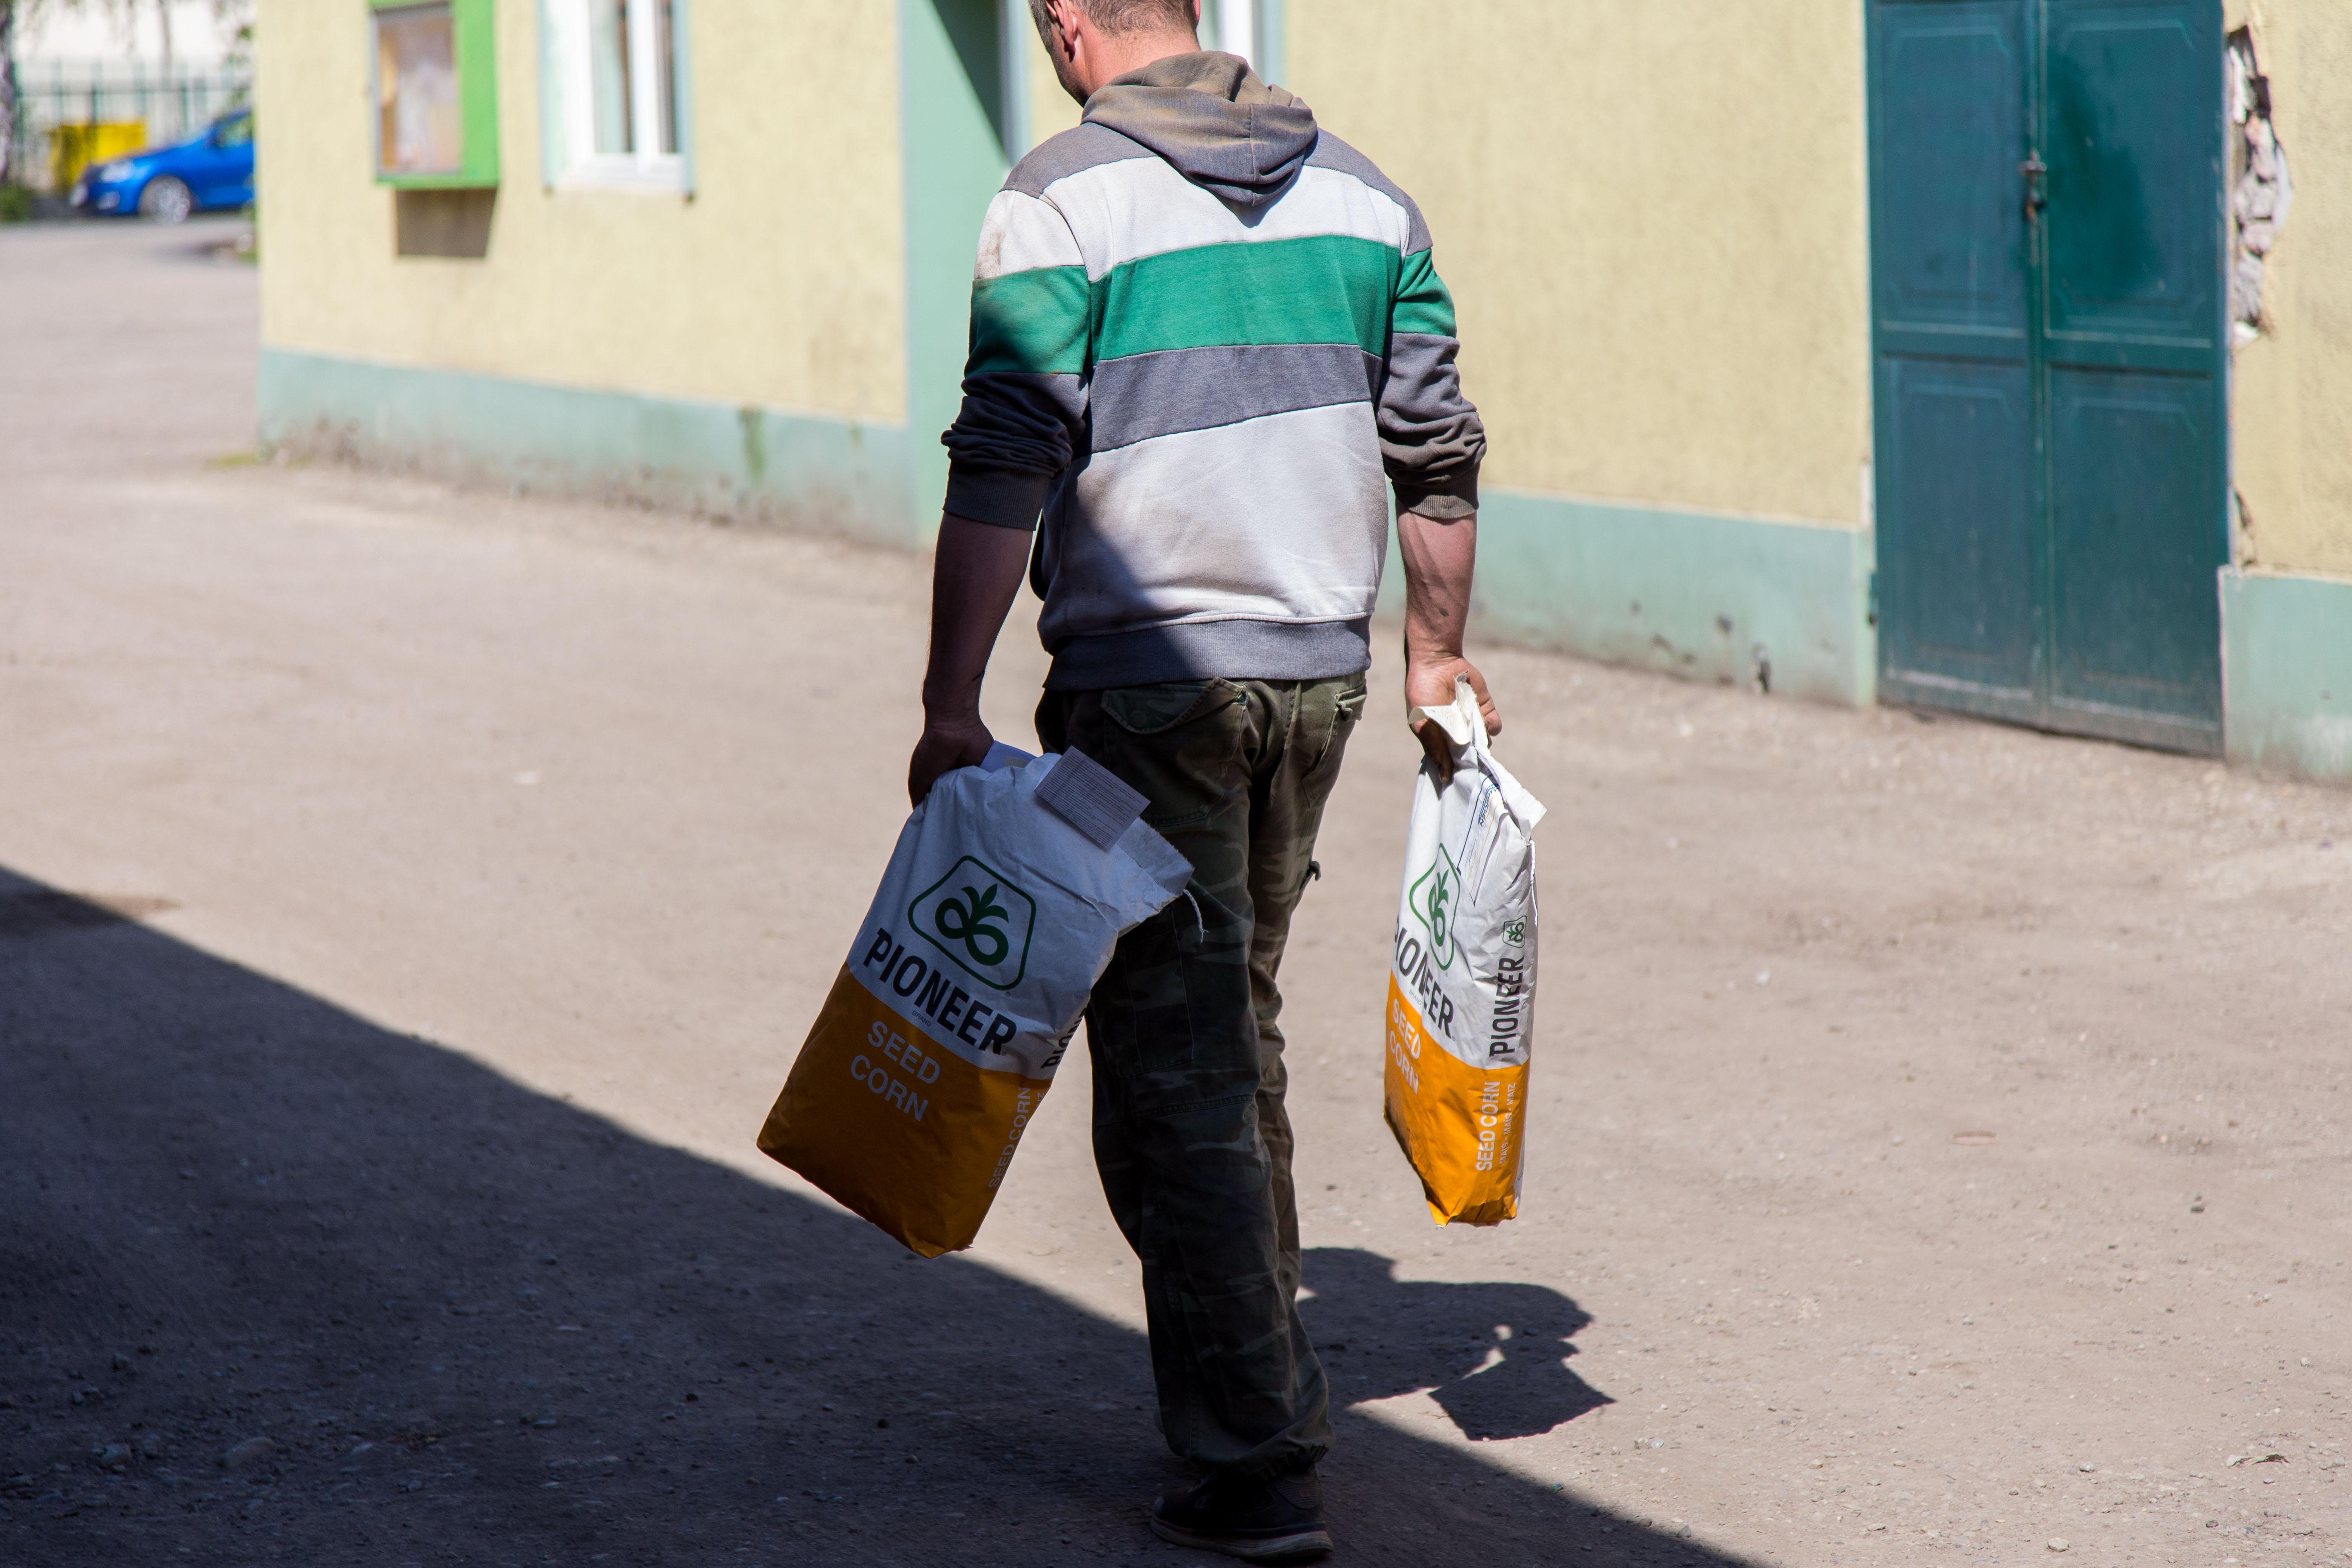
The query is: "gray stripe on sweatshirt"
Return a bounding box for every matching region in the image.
[943,370,1088,529]
[1089,343,1381,453]
[1378,332,1484,517]
[1005,122,1153,199]
[1044,616,1372,691]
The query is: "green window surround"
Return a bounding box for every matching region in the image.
[371,0,500,190]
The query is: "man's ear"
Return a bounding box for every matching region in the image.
[1042,0,1076,62]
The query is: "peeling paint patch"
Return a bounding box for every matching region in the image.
[2227,30,2292,347]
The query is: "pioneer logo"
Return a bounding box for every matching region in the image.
[908,856,1035,990]
[1407,845,1462,969]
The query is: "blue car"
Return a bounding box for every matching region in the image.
[71,109,254,223]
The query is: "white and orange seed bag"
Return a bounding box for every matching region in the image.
[759,746,1189,1258]
[1384,679,1547,1226]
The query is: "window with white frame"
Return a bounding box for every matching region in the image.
[545,0,684,191]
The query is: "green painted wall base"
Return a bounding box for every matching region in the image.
[257,349,922,548]
[2223,567,2352,784]
[249,353,2352,783]
[1385,490,1878,707]
[258,352,1880,707]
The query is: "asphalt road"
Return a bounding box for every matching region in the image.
[3,219,2348,1568]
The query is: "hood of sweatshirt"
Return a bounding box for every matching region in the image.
[1082,52,1317,209]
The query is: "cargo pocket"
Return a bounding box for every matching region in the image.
[1307,675,1370,775]
[1098,680,1250,836]
[1099,680,1243,737]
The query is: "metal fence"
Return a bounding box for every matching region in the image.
[9,61,252,190]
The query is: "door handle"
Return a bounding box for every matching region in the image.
[2021,155,2049,218]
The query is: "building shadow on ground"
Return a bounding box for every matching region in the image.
[0,867,1748,1567]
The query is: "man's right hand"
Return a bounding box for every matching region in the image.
[1405,654,1501,789]
[908,712,996,807]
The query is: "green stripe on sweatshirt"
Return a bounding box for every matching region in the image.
[1095,236,1399,364]
[1392,248,1458,340]
[966,236,1448,378]
[968,266,1092,377]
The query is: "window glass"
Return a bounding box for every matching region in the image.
[589,0,634,156]
[655,0,679,157]
[552,0,685,189]
[377,3,461,176]
[215,114,254,149]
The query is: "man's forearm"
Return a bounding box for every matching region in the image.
[1396,506,1498,774]
[907,513,1035,804]
[921,514,1034,720]
[1399,507,1477,660]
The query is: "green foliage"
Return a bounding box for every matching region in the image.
[0,182,33,223]
[214,0,256,77]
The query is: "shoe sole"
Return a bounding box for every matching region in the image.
[1149,1516,1333,1563]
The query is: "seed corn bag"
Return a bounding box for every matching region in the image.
[1384,679,1547,1225]
[759,746,1189,1257]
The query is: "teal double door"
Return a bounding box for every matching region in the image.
[1868,0,2228,752]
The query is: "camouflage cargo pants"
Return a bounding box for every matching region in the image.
[1036,674,1366,1479]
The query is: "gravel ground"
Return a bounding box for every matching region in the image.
[3,220,2346,1568]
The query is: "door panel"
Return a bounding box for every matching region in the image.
[2039,0,2225,743]
[1874,4,2029,341]
[2046,368,2223,735]
[1868,0,2226,753]
[1882,360,2038,704]
[1871,0,2039,719]
[2043,3,2220,353]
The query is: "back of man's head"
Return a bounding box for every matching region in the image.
[1032,0,1199,39]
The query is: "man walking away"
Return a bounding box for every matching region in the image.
[906,1,1497,1559]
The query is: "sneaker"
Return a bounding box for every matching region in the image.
[1149,1466,1332,1563]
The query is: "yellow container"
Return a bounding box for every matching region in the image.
[52,122,149,195]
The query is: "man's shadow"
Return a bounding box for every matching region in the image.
[1302,1246,1614,1441]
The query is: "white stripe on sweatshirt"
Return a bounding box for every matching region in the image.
[981,162,1415,283]
[1045,401,1390,642]
[974,190,1088,281]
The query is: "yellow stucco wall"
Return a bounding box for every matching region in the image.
[1285,0,1873,527]
[1020,12,1084,150]
[256,0,906,426]
[2224,0,2352,579]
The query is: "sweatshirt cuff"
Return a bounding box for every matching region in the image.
[1392,471,1479,520]
[944,461,1053,531]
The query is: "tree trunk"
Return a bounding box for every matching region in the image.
[156,0,176,139]
[1,0,20,188]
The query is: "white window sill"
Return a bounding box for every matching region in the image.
[553,156,688,195]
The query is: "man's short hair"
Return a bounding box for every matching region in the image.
[1030,0,1198,39]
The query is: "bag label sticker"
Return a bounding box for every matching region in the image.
[908,856,1037,991]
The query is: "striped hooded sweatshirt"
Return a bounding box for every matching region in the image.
[942,52,1484,690]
